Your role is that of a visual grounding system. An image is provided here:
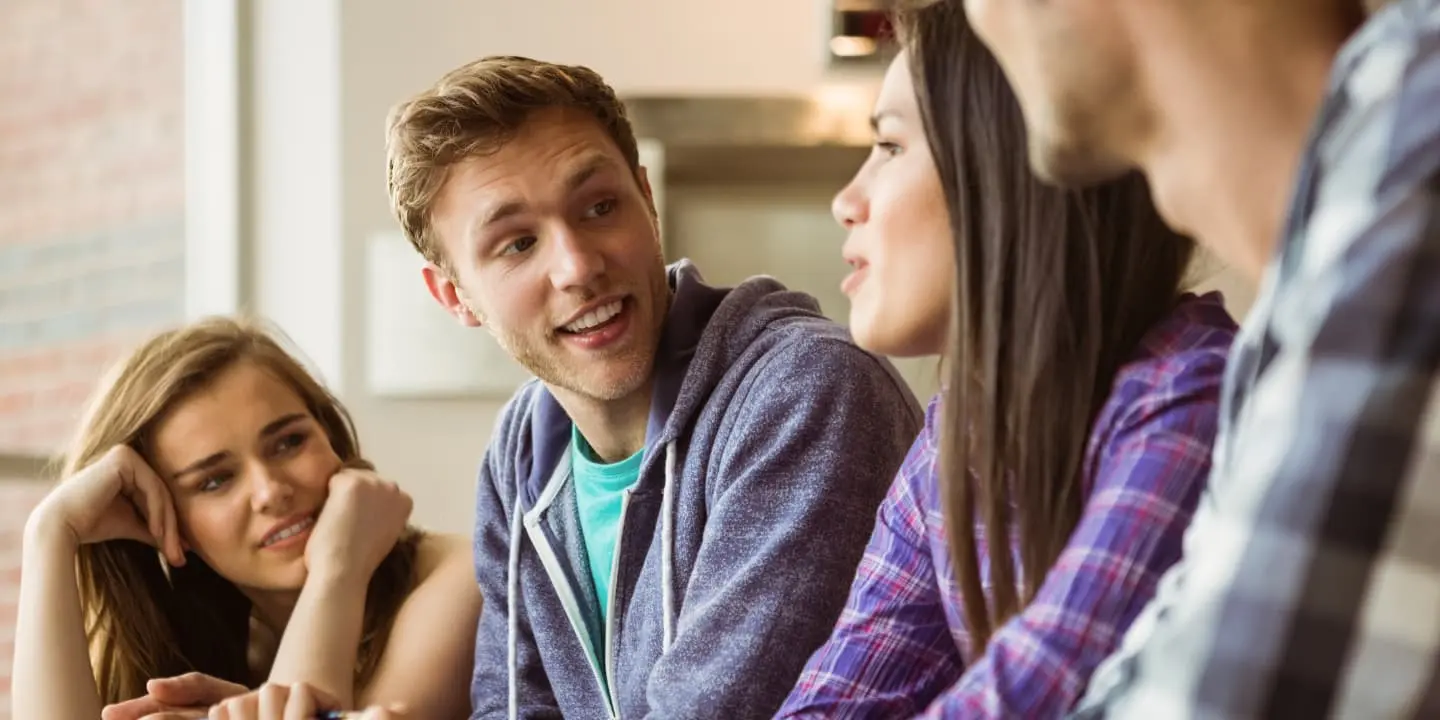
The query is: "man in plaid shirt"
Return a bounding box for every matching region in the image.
[966,0,1440,716]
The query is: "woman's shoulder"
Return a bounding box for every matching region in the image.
[1111,291,1236,405]
[412,531,471,580]
[882,392,944,520]
[1081,293,1234,476]
[1137,291,1239,363]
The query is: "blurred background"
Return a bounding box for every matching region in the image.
[0,1,1253,710]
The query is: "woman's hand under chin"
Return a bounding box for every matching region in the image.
[256,469,411,708]
[302,469,413,587]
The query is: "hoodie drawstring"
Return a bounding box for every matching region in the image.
[506,440,680,719]
[660,441,677,652]
[507,488,524,720]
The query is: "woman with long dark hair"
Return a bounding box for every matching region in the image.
[778,2,1237,716]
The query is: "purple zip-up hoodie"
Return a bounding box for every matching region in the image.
[468,260,922,719]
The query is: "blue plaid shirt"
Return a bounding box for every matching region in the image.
[1074,1,1440,716]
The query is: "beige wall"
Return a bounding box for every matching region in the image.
[340,0,841,98]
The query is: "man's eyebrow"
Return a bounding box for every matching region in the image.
[563,154,612,194]
[467,154,613,242]
[477,199,527,230]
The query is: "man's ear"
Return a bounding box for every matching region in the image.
[421,264,483,327]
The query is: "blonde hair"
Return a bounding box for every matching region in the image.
[385,55,640,268]
[66,316,419,702]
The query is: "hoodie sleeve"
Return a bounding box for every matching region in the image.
[642,336,922,719]
[469,398,563,720]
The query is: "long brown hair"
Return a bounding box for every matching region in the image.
[64,316,420,702]
[898,2,1195,655]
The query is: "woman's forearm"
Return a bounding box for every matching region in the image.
[265,567,369,707]
[13,511,103,719]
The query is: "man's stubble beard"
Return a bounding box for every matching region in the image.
[462,284,662,403]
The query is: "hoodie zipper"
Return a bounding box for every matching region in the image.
[602,487,634,719]
[522,518,617,719]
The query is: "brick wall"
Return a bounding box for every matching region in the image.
[0,3,185,717]
[0,0,185,456]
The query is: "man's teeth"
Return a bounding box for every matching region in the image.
[565,301,622,332]
[263,516,314,546]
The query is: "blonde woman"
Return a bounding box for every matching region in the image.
[14,317,480,719]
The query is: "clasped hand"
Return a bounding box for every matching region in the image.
[100,673,409,720]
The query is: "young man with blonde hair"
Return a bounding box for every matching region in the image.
[386,55,920,719]
[965,0,1440,716]
[89,54,917,720]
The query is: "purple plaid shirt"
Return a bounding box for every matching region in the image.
[778,292,1236,719]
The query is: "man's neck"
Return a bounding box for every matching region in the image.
[1131,3,1363,281]
[557,378,655,463]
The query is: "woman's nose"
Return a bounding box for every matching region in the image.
[832,177,869,230]
[249,467,296,514]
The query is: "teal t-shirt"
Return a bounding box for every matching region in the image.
[571,426,644,622]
